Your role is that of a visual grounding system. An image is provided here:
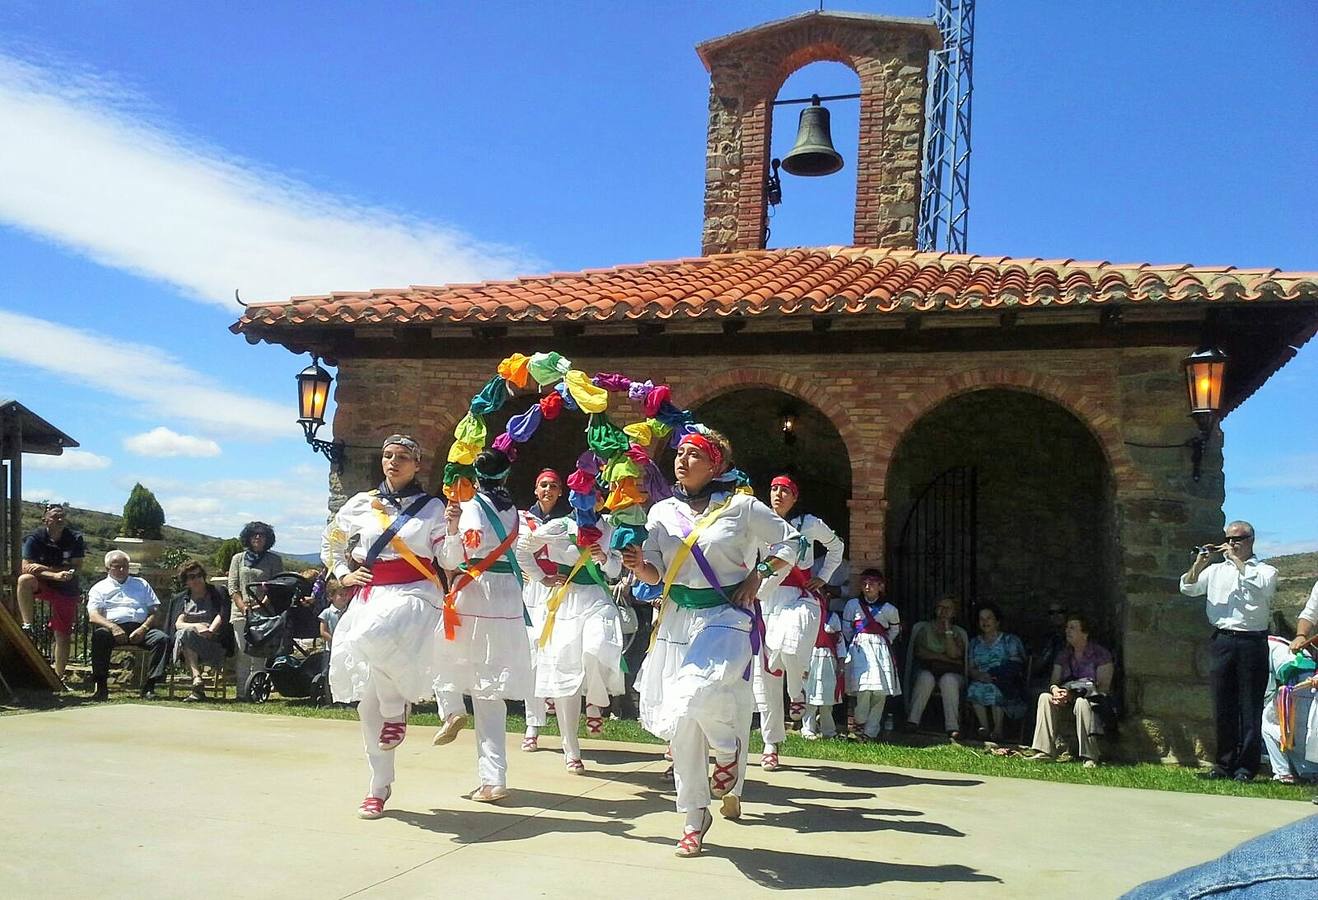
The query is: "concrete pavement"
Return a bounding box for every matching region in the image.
[0,705,1309,898]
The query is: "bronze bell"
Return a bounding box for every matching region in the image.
[780,95,843,177]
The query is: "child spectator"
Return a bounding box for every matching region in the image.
[843,568,901,740]
[318,575,348,645]
[802,609,846,739]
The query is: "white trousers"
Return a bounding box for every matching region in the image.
[854,690,888,738]
[906,670,962,731]
[555,694,582,760]
[438,691,510,787]
[358,676,407,798]
[525,694,547,729]
[672,683,753,812]
[752,657,786,746]
[803,703,837,737]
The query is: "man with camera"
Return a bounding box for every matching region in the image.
[1180,520,1278,782]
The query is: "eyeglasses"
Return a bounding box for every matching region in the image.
[185,572,206,581]
[107,563,129,569]
[1224,535,1252,543]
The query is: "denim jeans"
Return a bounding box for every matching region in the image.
[1122,815,1318,898]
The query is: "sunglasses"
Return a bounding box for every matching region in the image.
[1224,535,1252,543]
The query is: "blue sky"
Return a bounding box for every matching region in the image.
[1,1,1314,555]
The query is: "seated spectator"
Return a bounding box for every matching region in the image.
[172,559,230,702]
[966,603,1028,741]
[1029,613,1114,766]
[17,502,85,679]
[87,551,170,701]
[318,575,349,646]
[904,594,968,738]
[1261,617,1318,784]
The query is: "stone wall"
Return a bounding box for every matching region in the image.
[328,344,1223,760]
[698,14,937,254]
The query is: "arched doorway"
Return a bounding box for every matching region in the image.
[694,388,852,545]
[885,388,1119,651]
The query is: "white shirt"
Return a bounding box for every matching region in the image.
[515,516,622,584]
[322,489,447,579]
[761,512,845,591]
[1299,580,1318,628]
[1179,556,1278,632]
[643,492,798,589]
[87,575,159,624]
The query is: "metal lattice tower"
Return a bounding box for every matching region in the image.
[918,0,975,253]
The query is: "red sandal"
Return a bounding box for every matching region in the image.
[565,757,586,774]
[521,734,539,752]
[357,786,391,819]
[378,720,407,751]
[788,700,805,722]
[761,751,779,772]
[585,705,604,736]
[674,809,714,858]
[710,739,741,798]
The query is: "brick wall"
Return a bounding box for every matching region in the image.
[329,345,1223,760]
[698,14,939,255]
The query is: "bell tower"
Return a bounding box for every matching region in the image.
[696,11,941,256]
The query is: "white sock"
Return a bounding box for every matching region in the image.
[764,742,777,754]
[685,807,706,830]
[525,725,538,737]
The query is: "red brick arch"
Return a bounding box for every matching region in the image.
[682,365,863,486]
[875,367,1151,496]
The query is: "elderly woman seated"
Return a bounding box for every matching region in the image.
[904,594,969,738]
[173,559,230,701]
[966,602,1027,741]
[1029,613,1113,767]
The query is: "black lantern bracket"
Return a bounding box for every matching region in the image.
[296,356,345,472]
[300,419,345,471]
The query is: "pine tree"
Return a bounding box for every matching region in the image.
[121,483,166,540]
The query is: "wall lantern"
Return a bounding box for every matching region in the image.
[296,356,344,470]
[1181,346,1227,482]
[781,408,798,447]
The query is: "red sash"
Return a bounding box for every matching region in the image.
[856,600,890,640]
[783,566,845,702]
[360,557,438,601]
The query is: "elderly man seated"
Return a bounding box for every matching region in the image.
[1028,613,1114,767]
[87,551,170,701]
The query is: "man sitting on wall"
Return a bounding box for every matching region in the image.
[17,502,85,680]
[86,551,170,701]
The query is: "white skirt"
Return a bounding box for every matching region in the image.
[762,584,822,661]
[637,601,754,741]
[804,646,845,706]
[433,571,533,701]
[523,579,551,688]
[535,583,625,700]
[846,633,901,695]
[329,582,443,704]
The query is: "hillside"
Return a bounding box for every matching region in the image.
[19,500,224,565]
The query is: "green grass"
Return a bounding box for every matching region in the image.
[6,689,1312,802]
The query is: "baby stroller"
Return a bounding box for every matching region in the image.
[243,572,329,704]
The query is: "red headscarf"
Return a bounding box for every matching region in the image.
[678,432,724,471]
[535,468,562,486]
[770,475,799,497]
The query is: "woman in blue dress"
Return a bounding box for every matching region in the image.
[966,602,1027,741]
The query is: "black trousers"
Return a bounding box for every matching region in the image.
[91,621,170,686]
[1207,630,1269,775]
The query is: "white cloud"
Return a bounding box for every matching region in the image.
[0,310,291,437]
[1231,454,1318,494]
[0,53,537,308]
[23,448,111,470]
[123,427,221,458]
[152,474,329,552]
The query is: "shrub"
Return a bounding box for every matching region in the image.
[160,547,191,571]
[121,483,165,540]
[213,537,243,572]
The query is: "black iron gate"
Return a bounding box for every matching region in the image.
[890,466,978,626]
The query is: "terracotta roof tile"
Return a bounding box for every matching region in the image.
[232,246,1318,335]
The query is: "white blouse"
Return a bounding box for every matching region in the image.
[642,491,799,590]
[321,490,446,579]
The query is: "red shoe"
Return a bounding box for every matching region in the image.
[761,751,779,772]
[565,757,586,774]
[378,720,407,751]
[788,700,805,722]
[710,739,741,798]
[521,734,539,752]
[357,786,391,819]
[674,809,714,858]
[585,705,604,736]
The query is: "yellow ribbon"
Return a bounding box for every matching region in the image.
[371,505,447,595]
[646,496,737,652]
[536,549,592,649]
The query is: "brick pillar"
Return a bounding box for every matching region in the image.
[696,11,940,255]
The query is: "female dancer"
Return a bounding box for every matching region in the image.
[322,435,447,819]
[622,428,799,857]
[515,507,625,772]
[520,468,567,752]
[435,448,534,803]
[843,568,902,740]
[753,474,845,770]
